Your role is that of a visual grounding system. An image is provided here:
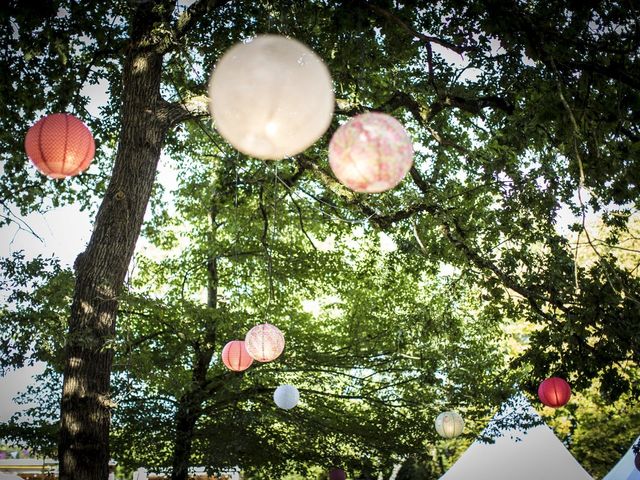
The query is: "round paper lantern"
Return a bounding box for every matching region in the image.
[208,34,334,160]
[329,112,414,193]
[274,384,299,410]
[244,323,285,362]
[25,113,95,179]
[221,340,253,372]
[435,411,464,438]
[538,377,571,408]
[329,467,347,480]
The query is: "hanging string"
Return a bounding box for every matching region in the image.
[271,163,279,303]
[232,152,241,289]
[261,163,275,315]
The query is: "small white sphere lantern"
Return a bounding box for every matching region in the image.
[208,35,335,160]
[274,384,300,410]
[244,323,285,362]
[435,411,464,438]
[329,112,414,193]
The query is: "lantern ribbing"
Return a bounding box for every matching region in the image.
[25,113,95,179]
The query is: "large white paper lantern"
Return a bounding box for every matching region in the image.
[244,323,285,362]
[208,35,335,160]
[435,411,464,438]
[274,384,299,410]
[329,112,414,193]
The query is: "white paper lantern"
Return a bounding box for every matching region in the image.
[208,35,335,160]
[329,112,414,193]
[274,384,299,410]
[244,323,285,362]
[435,411,464,438]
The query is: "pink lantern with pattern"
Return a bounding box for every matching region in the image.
[244,323,285,362]
[329,112,413,193]
[221,340,253,372]
[25,113,95,179]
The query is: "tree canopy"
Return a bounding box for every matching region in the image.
[0,1,638,479]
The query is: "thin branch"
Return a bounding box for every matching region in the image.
[0,200,44,243]
[287,191,317,250]
[258,184,274,301]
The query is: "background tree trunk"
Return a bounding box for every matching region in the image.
[170,350,212,480]
[58,4,173,479]
[171,208,220,480]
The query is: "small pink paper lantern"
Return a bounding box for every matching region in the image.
[329,467,346,480]
[221,340,253,372]
[244,323,285,362]
[25,113,95,179]
[538,377,572,408]
[329,112,413,193]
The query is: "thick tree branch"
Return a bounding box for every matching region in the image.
[162,95,210,126]
[360,1,472,55]
[297,155,436,229]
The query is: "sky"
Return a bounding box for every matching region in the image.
[0,204,92,422]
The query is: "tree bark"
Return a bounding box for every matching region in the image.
[171,349,212,480]
[58,4,174,479]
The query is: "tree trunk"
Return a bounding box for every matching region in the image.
[171,207,220,480]
[58,4,172,479]
[170,349,213,480]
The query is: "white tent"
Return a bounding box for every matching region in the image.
[603,436,640,480]
[440,398,593,480]
[0,473,26,480]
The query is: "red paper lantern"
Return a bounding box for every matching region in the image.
[538,377,571,408]
[244,323,285,362]
[329,467,346,480]
[221,340,253,372]
[25,113,95,179]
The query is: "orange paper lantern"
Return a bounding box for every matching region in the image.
[538,377,571,408]
[25,113,95,179]
[244,323,285,362]
[221,340,253,372]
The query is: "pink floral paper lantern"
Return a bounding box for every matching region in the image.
[25,113,95,179]
[221,340,253,372]
[329,112,413,193]
[244,323,285,362]
[538,377,571,408]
